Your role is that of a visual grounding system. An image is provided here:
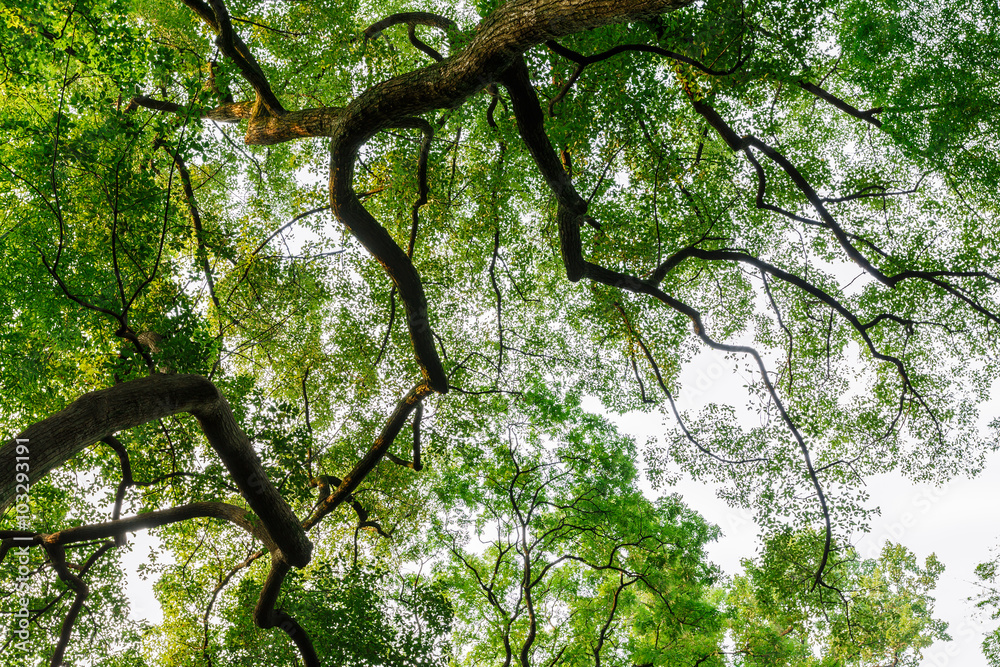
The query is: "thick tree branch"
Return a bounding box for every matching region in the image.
[179,0,287,116]
[253,554,320,667]
[221,0,693,146]
[363,12,457,41]
[125,95,245,119]
[330,120,449,393]
[126,95,348,144]
[37,501,273,550]
[1,374,311,567]
[500,59,589,281]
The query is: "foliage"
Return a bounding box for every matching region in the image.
[208,560,454,667]
[436,390,724,665]
[728,531,948,666]
[0,0,998,663]
[973,551,1000,667]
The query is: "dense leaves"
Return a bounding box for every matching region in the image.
[729,531,947,666]
[1,0,998,663]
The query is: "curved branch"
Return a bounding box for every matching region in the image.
[648,246,951,449]
[363,12,456,41]
[40,501,275,550]
[1,374,311,567]
[180,0,287,116]
[100,436,131,546]
[46,540,114,667]
[547,38,751,76]
[409,23,445,62]
[247,0,692,146]
[501,57,833,587]
[253,554,320,667]
[384,401,424,471]
[686,98,1000,327]
[612,301,769,466]
[330,121,449,393]
[500,59,589,281]
[593,264,834,588]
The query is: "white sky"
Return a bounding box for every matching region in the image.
[606,350,1000,667]
[121,352,1000,666]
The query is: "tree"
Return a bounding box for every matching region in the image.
[727,531,947,666]
[973,550,1000,667]
[437,389,724,666]
[0,0,997,663]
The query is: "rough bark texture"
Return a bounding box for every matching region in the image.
[245,0,692,146]
[0,374,311,567]
[244,107,346,144]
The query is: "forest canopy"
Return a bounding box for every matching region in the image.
[0,0,998,664]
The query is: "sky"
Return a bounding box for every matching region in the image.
[604,349,1000,667]
[113,163,1000,662]
[119,346,1000,665]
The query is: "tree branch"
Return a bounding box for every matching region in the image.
[1,374,311,567]
[304,381,432,530]
[253,553,320,667]
[799,81,882,128]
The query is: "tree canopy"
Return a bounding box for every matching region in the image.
[0,0,998,663]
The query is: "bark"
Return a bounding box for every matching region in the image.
[500,59,589,280]
[0,374,311,567]
[35,501,275,549]
[125,96,255,122]
[180,0,287,116]
[244,106,347,144]
[363,12,457,40]
[254,554,321,667]
[241,0,692,146]
[329,136,450,393]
